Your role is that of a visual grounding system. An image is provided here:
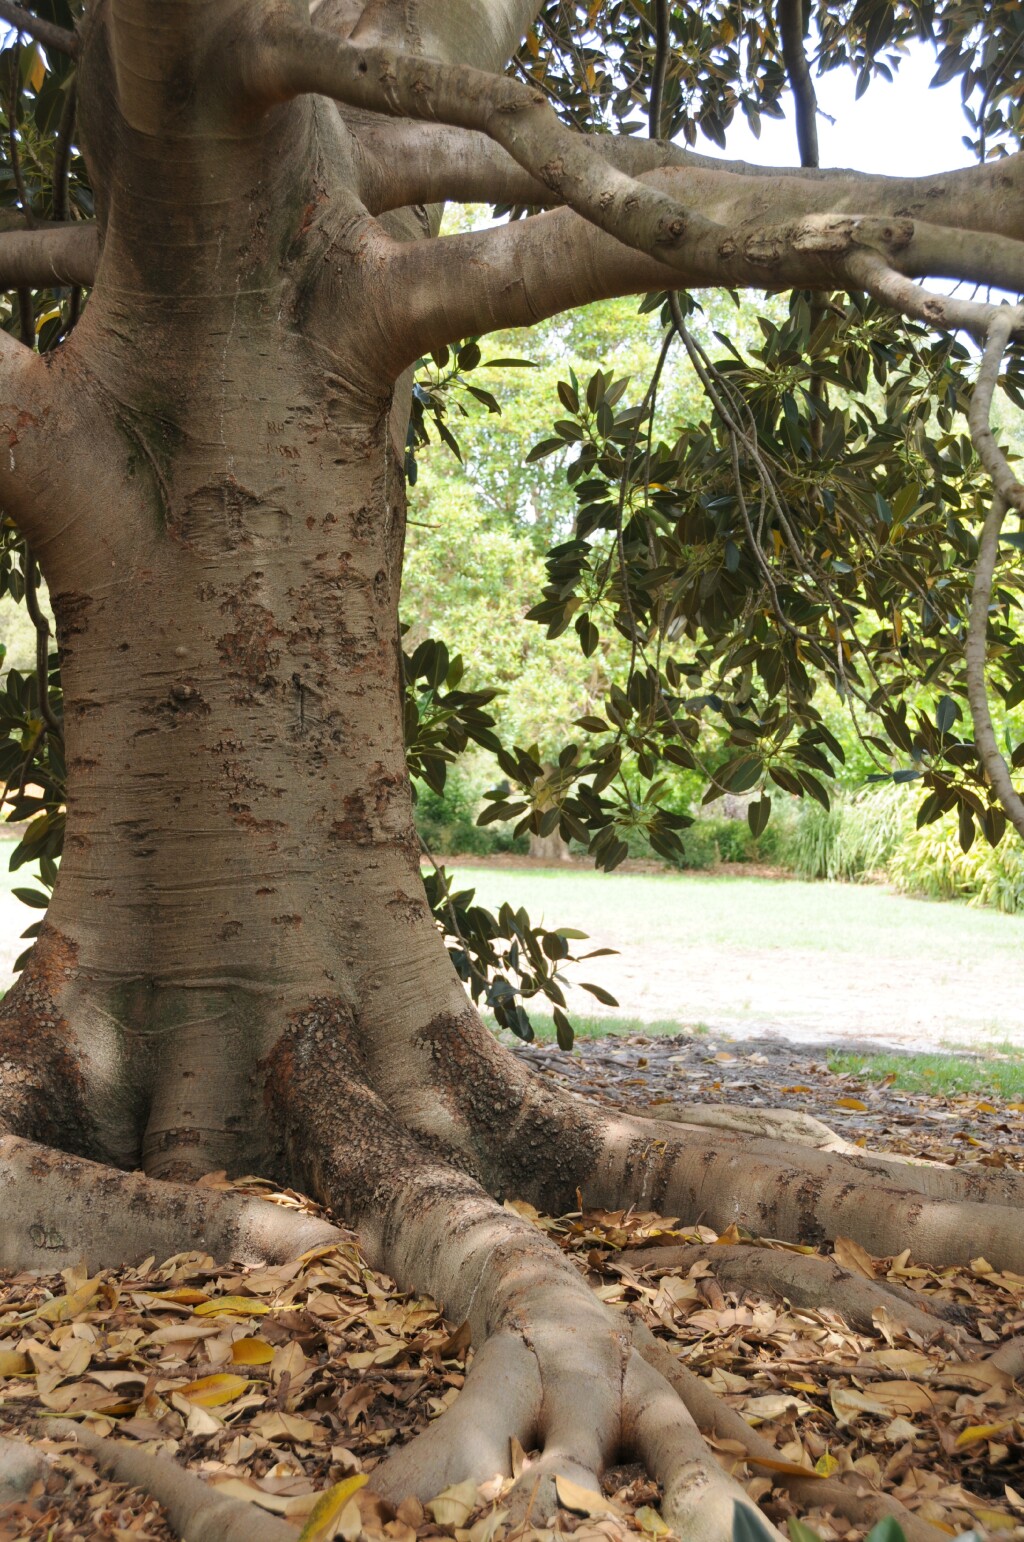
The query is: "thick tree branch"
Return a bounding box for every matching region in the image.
[355,119,700,214]
[239,19,722,261]
[378,182,1024,368]
[778,0,818,168]
[0,0,78,58]
[350,0,543,74]
[0,221,97,289]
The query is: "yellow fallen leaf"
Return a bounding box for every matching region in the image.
[426,1480,478,1527]
[156,1288,210,1305]
[956,1421,1011,1448]
[0,1349,32,1375]
[830,1385,889,1425]
[231,1337,274,1366]
[968,1511,1017,1532]
[209,1478,301,1515]
[635,1505,671,1536]
[781,1086,813,1094]
[835,1097,867,1111]
[298,1473,368,1542]
[193,1295,270,1317]
[752,1456,820,1478]
[176,1373,249,1407]
[554,1474,616,1517]
[869,1380,938,1414]
[742,1394,815,1422]
[37,1276,103,1322]
[251,1411,323,1444]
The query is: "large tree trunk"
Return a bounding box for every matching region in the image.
[0,1,1023,1534]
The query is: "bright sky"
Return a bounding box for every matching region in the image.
[713,44,975,179]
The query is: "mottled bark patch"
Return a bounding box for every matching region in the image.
[0,926,92,1153]
[413,1008,604,1212]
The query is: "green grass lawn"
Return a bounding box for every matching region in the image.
[827,1049,1024,1099]
[450,865,1024,970]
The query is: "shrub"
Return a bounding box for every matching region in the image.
[781,784,910,882]
[889,817,1024,914]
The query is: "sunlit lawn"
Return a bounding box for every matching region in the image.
[450,865,1024,970]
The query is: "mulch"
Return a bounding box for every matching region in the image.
[1,1033,1022,1542]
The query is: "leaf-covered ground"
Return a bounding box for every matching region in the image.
[1,1034,1022,1542]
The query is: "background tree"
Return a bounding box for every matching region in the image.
[0,0,1023,1535]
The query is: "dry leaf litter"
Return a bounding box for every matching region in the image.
[0,1032,1021,1542]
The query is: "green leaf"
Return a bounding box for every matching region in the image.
[747,796,771,838]
[579,981,618,1006]
[935,695,961,735]
[733,1503,781,1542]
[553,1007,574,1051]
[788,1521,826,1542]
[863,1519,907,1542]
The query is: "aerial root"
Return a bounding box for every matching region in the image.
[370,1330,541,1503]
[0,1134,345,1272]
[621,1348,780,1540]
[42,1420,293,1542]
[630,1323,945,1542]
[617,1242,965,1345]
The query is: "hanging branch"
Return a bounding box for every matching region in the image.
[23,545,62,742]
[647,0,670,141]
[964,309,1024,840]
[51,75,75,223]
[777,0,819,169]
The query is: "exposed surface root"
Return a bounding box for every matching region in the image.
[0,1134,345,1271]
[631,1324,945,1542]
[588,1114,1024,1272]
[618,1243,963,1344]
[49,1419,293,1541]
[649,1102,862,1155]
[989,1333,1024,1379]
[371,1329,541,1503]
[0,1434,48,1502]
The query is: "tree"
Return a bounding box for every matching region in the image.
[1,0,1023,1535]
